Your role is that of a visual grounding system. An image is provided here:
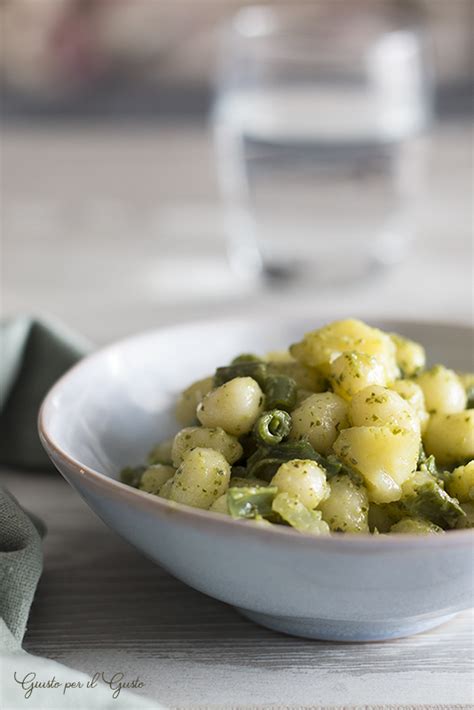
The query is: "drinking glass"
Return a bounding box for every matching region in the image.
[212,3,431,285]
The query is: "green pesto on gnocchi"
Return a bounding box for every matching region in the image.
[120,319,474,536]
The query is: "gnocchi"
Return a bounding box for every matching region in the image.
[171,426,242,467]
[289,392,349,454]
[390,333,426,376]
[423,411,474,466]
[319,474,369,533]
[197,377,264,436]
[139,464,175,494]
[169,448,231,509]
[175,376,214,426]
[121,318,471,535]
[390,380,429,433]
[414,365,466,415]
[271,459,330,509]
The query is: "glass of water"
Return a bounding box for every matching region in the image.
[212,3,431,285]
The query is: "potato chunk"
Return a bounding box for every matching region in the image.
[329,352,388,400]
[349,385,420,434]
[290,319,398,379]
[446,461,474,503]
[333,426,420,503]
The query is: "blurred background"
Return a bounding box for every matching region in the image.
[1,0,473,344]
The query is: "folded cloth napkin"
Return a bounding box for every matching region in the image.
[0,493,164,709]
[0,316,91,469]
[0,317,165,708]
[0,487,44,647]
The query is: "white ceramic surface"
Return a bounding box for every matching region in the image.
[39,317,474,641]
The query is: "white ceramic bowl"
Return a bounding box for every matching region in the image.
[39,317,474,641]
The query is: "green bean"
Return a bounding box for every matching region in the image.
[230,465,248,479]
[253,409,292,445]
[231,353,263,365]
[417,450,450,485]
[247,440,325,482]
[422,455,449,482]
[227,485,278,519]
[324,454,364,485]
[401,479,465,529]
[119,465,145,488]
[263,374,297,411]
[214,362,268,388]
[417,443,428,467]
[237,432,258,461]
[322,454,344,477]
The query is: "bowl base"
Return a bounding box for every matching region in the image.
[235,608,458,642]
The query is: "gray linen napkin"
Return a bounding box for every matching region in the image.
[0,316,91,468]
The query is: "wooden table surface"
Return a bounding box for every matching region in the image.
[2,120,473,708]
[3,469,473,709]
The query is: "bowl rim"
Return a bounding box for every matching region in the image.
[39,315,474,552]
